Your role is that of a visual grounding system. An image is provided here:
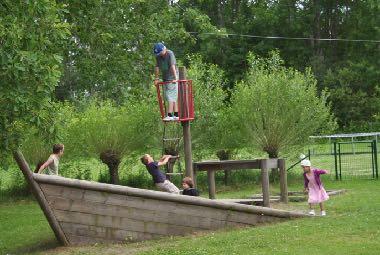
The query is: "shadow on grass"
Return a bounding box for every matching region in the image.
[5,238,60,255]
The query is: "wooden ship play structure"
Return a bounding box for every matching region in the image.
[15,67,305,246]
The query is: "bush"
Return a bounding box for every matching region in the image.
[60,158,107,181]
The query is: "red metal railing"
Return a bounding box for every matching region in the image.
[155,80,195,122]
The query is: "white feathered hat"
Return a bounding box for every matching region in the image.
[299,154,311,167]
[301,159,311,167]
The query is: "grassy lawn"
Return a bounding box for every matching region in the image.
[0,200,59,255]
[1,178,380,255]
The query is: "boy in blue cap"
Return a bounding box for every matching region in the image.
[153,42,179,121]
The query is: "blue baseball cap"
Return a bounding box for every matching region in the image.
[153,43,166,56]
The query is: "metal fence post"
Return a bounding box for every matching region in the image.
[371,140,375,179]
[338,143,342,180]
[334,141,338,180]
[374,139,378,179]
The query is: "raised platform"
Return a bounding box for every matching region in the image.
[251,190,346,202]
[216,198,280,206]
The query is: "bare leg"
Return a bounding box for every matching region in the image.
[167,102,174,115]
[319,202,325,211]
[174,102,178,113]
[308,203,315,215]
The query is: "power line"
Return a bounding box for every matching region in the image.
[188,32,380,43]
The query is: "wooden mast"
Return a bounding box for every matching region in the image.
[179,67,194,180]
[13,151,69,245]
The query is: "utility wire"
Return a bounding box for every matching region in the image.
[188,32,380,43]
[169,1,379,44]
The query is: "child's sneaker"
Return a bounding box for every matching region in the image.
[321,211,326,216]
[173,116,179,121]
[163,116,173,121]
[309,210,315,216]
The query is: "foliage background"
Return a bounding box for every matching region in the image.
[1,0,378,195]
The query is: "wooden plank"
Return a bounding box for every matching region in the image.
[227,210,282,225]
[48,194,285,232]
[66,234,109,245]
[47,188,230,220]
[61,222,163,242]
[216,199,280,205]
[194,160,261,171]
[41,184,84,200]
[226,211,259,225]
[47,195,228,230]
[54,210,199,236]
[260,159,279,169]
[47,196,72,209]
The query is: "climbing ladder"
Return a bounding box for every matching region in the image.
[162,121,183,180]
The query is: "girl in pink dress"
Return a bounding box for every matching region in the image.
[301,159,329,216]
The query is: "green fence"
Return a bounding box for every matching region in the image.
[334,140,378,180]
[307,140,378,180]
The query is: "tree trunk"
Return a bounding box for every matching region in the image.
[217,149,231,185]
[99,150,121,184]
[268,150,279,183]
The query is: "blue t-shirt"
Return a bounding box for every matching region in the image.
[146,161,166,184]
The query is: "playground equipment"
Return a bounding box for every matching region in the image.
[14,151,305,245]
[193,159,288,206]
[12,67,305,246]
[155,67,194,180]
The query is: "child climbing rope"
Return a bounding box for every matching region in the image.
[153,42,179,121]
[141,154,180,194]
[301,158,329,216]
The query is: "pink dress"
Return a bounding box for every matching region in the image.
[306,172,329,204]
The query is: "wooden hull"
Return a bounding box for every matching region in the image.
[14,151,305,245]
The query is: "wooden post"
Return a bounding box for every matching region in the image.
[192,164,198,188]
[260,160,270,207]
[224,170,229,185]
[13,151,69,245]
[179,67,193,180]
[207,170,216,199]
[278,159,288,203]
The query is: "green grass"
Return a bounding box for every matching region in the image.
[0,200,59,255]
[1,179,380,255]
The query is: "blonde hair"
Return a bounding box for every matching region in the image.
[140,154,149,165]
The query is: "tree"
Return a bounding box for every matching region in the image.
[229,51,336,159]
[56,0,192,101]
[0,1,69,159]
[63,97,160,184]
[186,55,231,159]
[324,61,380,131]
